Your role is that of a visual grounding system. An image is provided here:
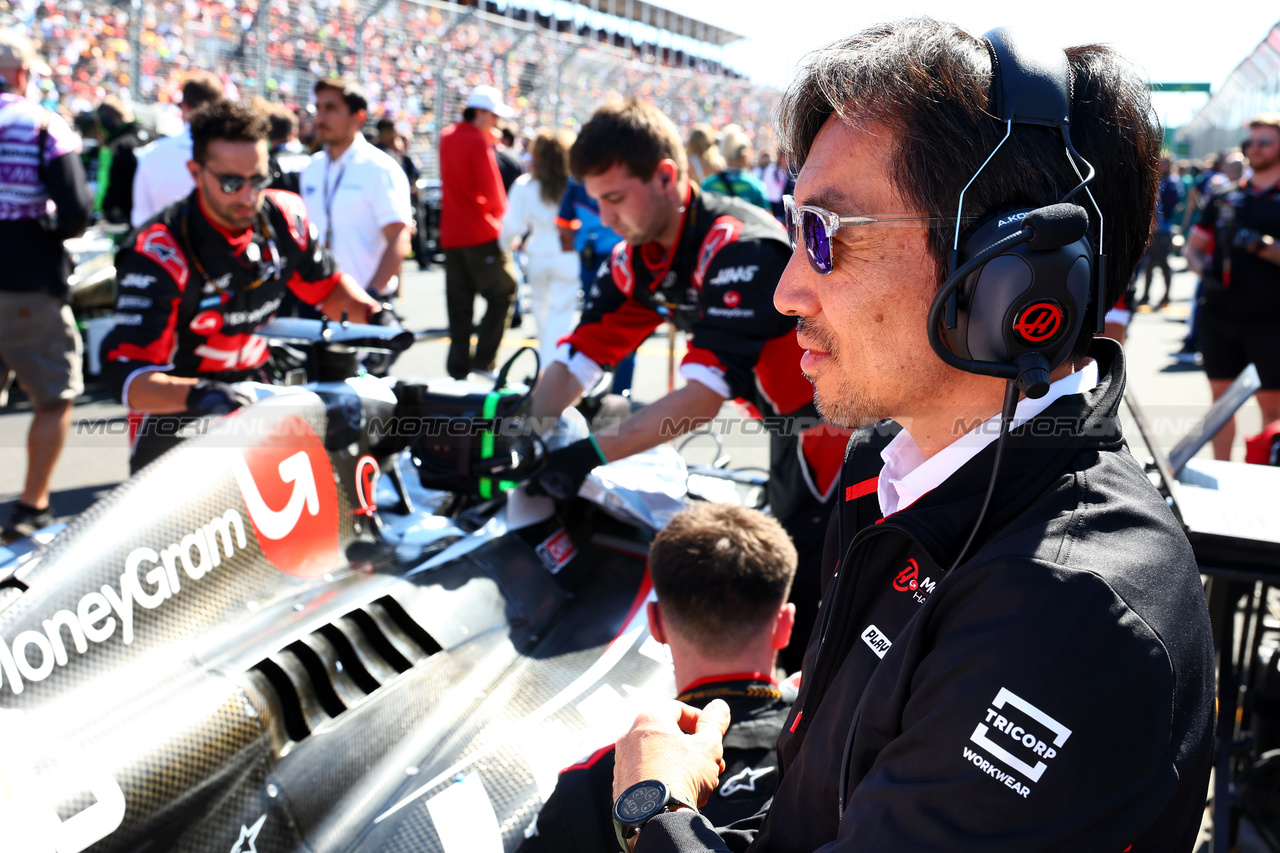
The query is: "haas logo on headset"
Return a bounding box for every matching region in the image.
[1012,301,1064,344]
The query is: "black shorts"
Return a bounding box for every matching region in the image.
[1198,308,1280,388]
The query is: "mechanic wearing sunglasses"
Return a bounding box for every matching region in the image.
[526,98,852,674]
[102,99,393,472]
[609,20,1212,853]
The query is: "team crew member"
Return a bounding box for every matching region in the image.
[610,20,1214,852]
[102,100,385,472]
[130,71,224,227]
[0,30,93,540]
[301,79,413,299]
[518,504,796,853]
[527,99,850,672]
[1185,113,1280,460]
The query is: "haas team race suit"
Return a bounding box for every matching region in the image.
[101,190,346,470]
[559,185,850,670]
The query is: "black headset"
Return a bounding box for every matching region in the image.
[926,28,1107,400]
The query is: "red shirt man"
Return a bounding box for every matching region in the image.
[437,86,519,379]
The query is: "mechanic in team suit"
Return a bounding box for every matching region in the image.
[607,20,1214,853]
[1185,113,1280,461]
[525,98,851,673]
[518,503,796,853]
[101,99,388,473]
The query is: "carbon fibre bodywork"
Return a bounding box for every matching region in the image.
[0,376,678,852]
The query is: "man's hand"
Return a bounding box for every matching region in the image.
[525,437,607,500]
[613,699,732,810]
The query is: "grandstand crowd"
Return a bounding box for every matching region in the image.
[3,0,778,170]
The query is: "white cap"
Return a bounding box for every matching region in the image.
[0,31,50,75]
[466,85,515,118]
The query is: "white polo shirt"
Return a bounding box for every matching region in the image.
[300,134,413,297]
[130,127,194,227]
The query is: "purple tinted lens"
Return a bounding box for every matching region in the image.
[802,209,832,273]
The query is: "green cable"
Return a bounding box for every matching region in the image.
[478,391,517,499]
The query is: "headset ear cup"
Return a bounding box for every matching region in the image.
[946,207,1093,372]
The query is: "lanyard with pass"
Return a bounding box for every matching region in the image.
[323,153,346,249]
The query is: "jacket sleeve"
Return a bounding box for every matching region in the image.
[100,224,189,404]
[265,190,344,306]
[826,558,1190,852]
[44,150,93,239]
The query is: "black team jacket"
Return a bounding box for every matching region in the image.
[634,338,1215,853]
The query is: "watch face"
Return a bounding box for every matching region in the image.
[617,781,666,823]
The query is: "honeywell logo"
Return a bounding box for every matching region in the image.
[0,509,247,696]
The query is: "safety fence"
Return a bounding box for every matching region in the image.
[1178,21,1280,158]
[11,0,781,177]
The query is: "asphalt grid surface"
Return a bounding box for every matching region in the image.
[0,255,1258,521]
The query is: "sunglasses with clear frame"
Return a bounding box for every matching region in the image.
[783,194,953,275]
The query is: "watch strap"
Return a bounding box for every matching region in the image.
[612,781,698,851]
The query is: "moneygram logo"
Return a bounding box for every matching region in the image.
[232,415,338,578]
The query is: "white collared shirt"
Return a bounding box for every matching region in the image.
[130,127,194,227]
[300,134,413,296]
[877,360,1100,517]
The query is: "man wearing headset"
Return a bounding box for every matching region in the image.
[525,98,850,674]
[608,20,1214,853]
[102,100,387,472]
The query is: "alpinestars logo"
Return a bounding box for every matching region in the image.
[963,687,1072,798]
[230,815,267,853]
[719,765,774,797]
[233,415,339,577]
[137,224,189,290]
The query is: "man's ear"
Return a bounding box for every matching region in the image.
[646,600,666,644]
[186,160,201,184]
[657,158,679,190]
[771,602,796,651]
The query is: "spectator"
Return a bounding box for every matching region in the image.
[759,150,789,221]
[94,95,155,226]
[518,504,797,853]
[267,105,310,194]
[300,78,412,300]
[1186,115,1280,460]
[558,176,629,391]
[501,128,580,371]
[701,126,769,210]
[438,85,519,380]
[685,123,715,185]
[0,30,93,540]
[130,71,224,227]
[494,124,525,193]
[1137,154,1182,309]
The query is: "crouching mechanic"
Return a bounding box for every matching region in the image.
[609,20,1214,853]
[519,503,797,853]
[527,99,851,672]
[101,99,388,472]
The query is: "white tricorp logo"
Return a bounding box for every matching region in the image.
[965,687,1072,797]
[232,451,319,541]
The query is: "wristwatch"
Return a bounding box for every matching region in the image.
[612,779,698,850]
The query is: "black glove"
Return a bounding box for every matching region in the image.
[526,437,608,501]
[367,302,402,328]
[1233,228,1264,253]
[363,303,403,376]
[186,379,257,416]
